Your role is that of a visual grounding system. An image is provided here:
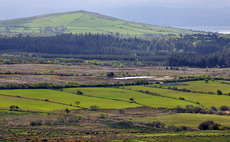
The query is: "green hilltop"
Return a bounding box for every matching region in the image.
[0,10,201,37]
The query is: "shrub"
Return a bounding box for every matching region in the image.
[90,105,99,111]
[198,120,221,130]
[65,108,71,115]
[118,109,125,114]
[65,81,80,87]
[107,72,115,77]
[175,105,186,113]
[30,120,42,126]
[75,101,80,106]
[76,115,82,121]
[220,105,229,111]
[148,121,165,128]
[112,121,133,128]
[76,90,83,95]
[37,58,46,64]
[211,106,218,111]
[99,113,109,119]
[185,105,194,113]
[129,98,134,102]
[192,106,202,113]
[9,105,19,111]
[217,90,223,95]
[3,59,11,64]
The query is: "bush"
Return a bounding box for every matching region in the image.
[193,106,202,113]
[148,121,165,128]
[220,105,229,111]
[76,90,83,95]
[211,106,218,111]
[198,120,214,130]
[37,58,46,64]
[9,105,19,111]
[185,105,194,113]
[217,90,223,95]
[112,121,133,128]
[107,72,115,77]
[198,120,222,130]
[65,81,80,87]
[99,113,109,119]
[30,120,42,126]
[118,109,125,114]
[90,105,99,111]
[175,105,186,113]
[3,59,11,64]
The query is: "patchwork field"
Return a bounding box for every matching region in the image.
[0,89,140,111]
[0,75,230,141]
[159,80,230,94]
[133,113,230,128]
[64,87,195,108]
[0,11,201,36]
[124,86,230,108]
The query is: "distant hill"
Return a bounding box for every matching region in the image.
[0,10,202,37]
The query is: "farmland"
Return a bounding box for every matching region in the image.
[0,11,201,36]
[124,86,230,108]
[0,64,230,141]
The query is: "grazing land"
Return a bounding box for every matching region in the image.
[133,113,230,128]
[0,11,201,36]
[124,86,230,108]
[0,64,229,141]
[158,80,230,94]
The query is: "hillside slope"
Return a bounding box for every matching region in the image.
[0,10,201,37]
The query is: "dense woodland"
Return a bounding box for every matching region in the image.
[0,33,230,67]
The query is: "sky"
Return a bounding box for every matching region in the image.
[1,0,230,28]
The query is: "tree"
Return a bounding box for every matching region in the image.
[65,108,71,115]
[107,72,115,78]
[90,105,99,111]
[76,90,83,95]
[129,98,134,102]
[3,59,11,64]
[217,90,223,95]
[211,106,218,111]
[220,105,229,111]
[9,105,19,111]
[198,120,214,130]
[75,101,80,106]
[198,120,221,130]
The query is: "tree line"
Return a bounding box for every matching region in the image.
[0,33,230,67]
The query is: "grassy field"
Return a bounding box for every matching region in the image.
[133,113,230,128]
[159,80,230,94]
[0,79,230,141]
[124,86,230,108]
[0,11,201,36]
[0,95,76,112]
[63,87,196,108]
[0,89,140,111]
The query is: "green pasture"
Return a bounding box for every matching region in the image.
[63,87,196,108]
[126,131,230,142]
[0,11,200,36]
[160,80,230,94]
[0,89,139,110]
[0,95,75,112]
[124,86,230,108]
[133,113,230,128]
